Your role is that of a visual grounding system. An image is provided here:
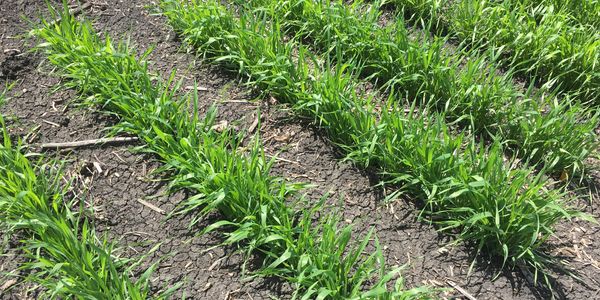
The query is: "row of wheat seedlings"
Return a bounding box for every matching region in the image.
[490,0,600,28]
[390,0,600,105]
[158,0,594,292]
[28,3,435,299]
[0,93,176,298]
[231,0,598,177]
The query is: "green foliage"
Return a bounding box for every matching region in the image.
[0,87,7,107]
[0,82,16,108]
[0,116,169,299]
[158,0,594,291]
[276,205,434,299]
[475,0,600,30]
[234,0,599,176]
[31,2,436,299]
[391,0,600,105]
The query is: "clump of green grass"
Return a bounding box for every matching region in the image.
[0,115,173,298]
[31,3,435,298]
[489,0,600,29]
[0,82,16,108]
[0,88,7,107]
[158,0,594,290]
[274,204,435,299]
[236,0,599,177]
[390,0,600,105]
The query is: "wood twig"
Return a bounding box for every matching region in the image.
[0,279,17,292]
[446,280,477,300]
[3,49,20,54]
[265,154,302,166]
[248,114,260,133]
[184,85,209,91]
[42,119,60,127]
[40,137,138,149]
[136,198,165,215]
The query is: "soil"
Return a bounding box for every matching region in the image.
[1,0,599,299]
